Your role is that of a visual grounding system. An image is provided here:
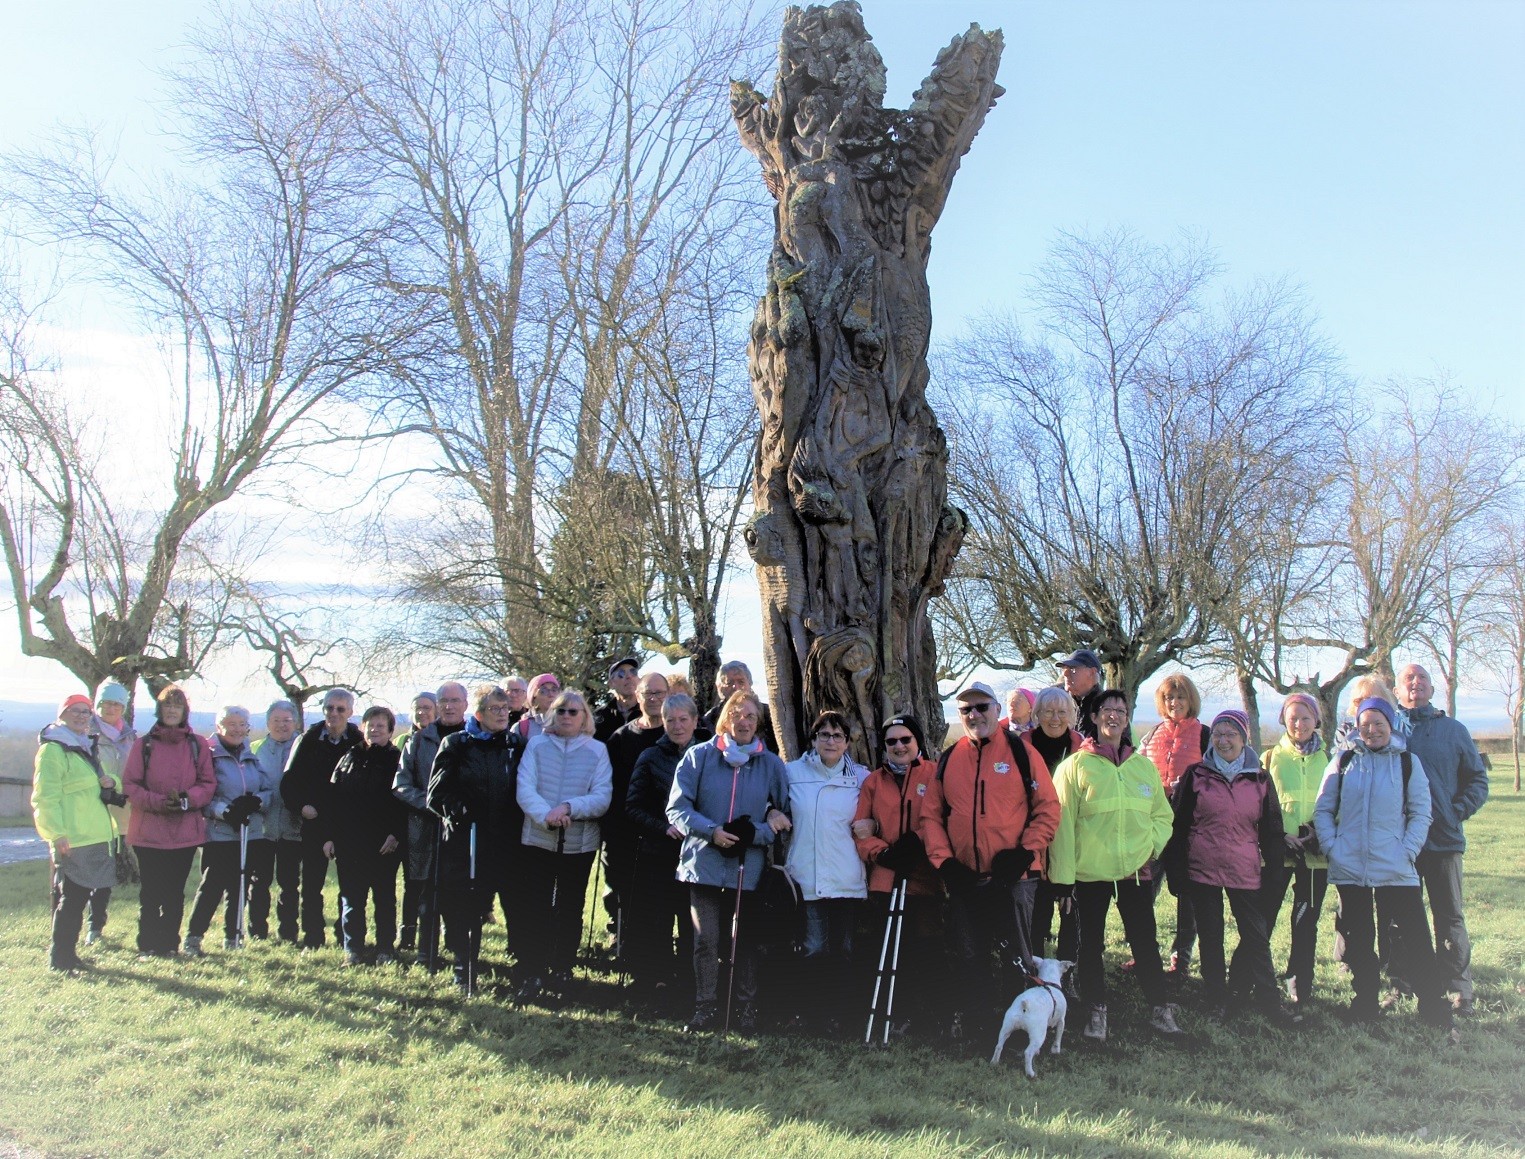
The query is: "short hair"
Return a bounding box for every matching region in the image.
[810,710,850,740]
[265,699,297,721]
[1346,675,1397,715]
[502,675,528,691]
[715,690,762,737]
[1034,685,1076,728]
[1093,688,1130,718]
[218,706,251,727]
[323,688,355,708]
[473,683,509,715]
[662,692,698,720]
[1153,673,1202,719]
[637,672,670,694]
[548,689,595,736]
[716,661,753,690]
[363,705,396,731]
[412,691,439,707]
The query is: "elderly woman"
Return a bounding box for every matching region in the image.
[82,681,136,945]
[785,710,871,1032]
[1047,689,1183,1042]
[515,688,613,1007]
[667,690,790,1033]
[324,706,408,965]
[1261,692,1331,1014]
[255,700,303,944]
[1165,710,1290,1023]
[1029,686,1083,960]
[122,686,216,958]
[1141,673,1210,976]
[1314,697,1451,1029]
[1003,688,1036,732]
[513,673,562,742]
[32,694,121,971]
[699,661,779,753]
[184,707,273,955]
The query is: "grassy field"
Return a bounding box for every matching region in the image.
[1,801,1522,1158]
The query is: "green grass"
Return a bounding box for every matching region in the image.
[2,803,1523,1158]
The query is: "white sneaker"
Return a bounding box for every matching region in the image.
[1083,1005,1108,1042]
[85,930,101,946]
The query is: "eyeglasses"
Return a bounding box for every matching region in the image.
[1097,707,1128,718]
[815,731,846,741]
[555,707,582,716]
[958,702,995,716]
[884,735,914,747]
[324,705,349,714]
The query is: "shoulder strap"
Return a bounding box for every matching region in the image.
[1004,728,1036,812]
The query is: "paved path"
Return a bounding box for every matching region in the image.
[0,827,47,866]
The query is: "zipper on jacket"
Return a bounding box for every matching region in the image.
[972,742,984,874]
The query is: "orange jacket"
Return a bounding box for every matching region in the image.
[920,729,1061,877]
[853,757,940,896]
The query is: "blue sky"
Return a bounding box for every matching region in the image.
[2,1,1522,724]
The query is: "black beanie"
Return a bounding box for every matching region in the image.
[879,714,928,758]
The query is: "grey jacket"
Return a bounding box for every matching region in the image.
[667,738,789,890]
[205,737,274,843]
[1405,704,1489,853]
[255,735,300,841]
[395,720,461,878]
[1314,733,1432,888]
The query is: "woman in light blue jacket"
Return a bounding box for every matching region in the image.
[667,691,790,1033]
[1313,697,1450,1028]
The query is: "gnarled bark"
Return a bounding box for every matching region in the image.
[733,1,1001,762]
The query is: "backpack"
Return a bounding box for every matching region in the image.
[935,727,1037,818]
[1330,746,1413,820]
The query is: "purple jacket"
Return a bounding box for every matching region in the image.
[1167,757,1283,891]
[122,724,216,849]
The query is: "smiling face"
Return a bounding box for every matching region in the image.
[322,696,353,738]
[97,701,126,727]
[437,684,468,727]
[218,714,251,748]
[812,720,848,765]
[717,666,752,701]
[158,697,187,728]
[1358,707,1393,750]
[1037,699,1070,738]
[1396,664,1433,711]
[958,695,998,740]
[266,708,297,744]
[1091,694,1129,744]
[364,713,394,747]
[60,702,93,732]
[637,674,669,722]
[1211,720,1245,763]
[728,700,760,745]
[1162,688,1193,722]
[412,697,438,730]
[882,726,919,763]
[1283,702,1317,745]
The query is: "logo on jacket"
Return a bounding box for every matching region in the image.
[917,784,927,796]
[994,762,1011,775]
[1138,784,1154,798]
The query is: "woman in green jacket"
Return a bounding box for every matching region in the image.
[1261,692,1331,1013]
[32,694,122,971]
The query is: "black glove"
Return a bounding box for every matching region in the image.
[876,831,926,875]
[1297,822,1321,857]
[990,846,1036,885]
[99,785,129,808]
[222,797,251,828]
[938,856,978,894]
[716,815,754,857]
[235,792,262,818]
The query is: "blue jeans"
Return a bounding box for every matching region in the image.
[803,898,858,958]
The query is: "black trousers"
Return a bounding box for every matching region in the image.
[50,870,93,967]
[298,834,331,947]
[1265,862,1328,1004]
[1031,879,1079,960]
[1335,884,1451,1025]
[520,845,595,981]
[946,877,1038,1020]
[337,851,401,954]
[188,838,274,940]
[133,845,197,954]
[1187,880,1278,1003]
[625,850,691,993]
[1074,878,1166,1007]
[271,839,303,941]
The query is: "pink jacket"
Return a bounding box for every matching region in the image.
[122,725,216,849]
[1143,717,1208,794]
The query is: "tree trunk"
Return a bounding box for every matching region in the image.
[685,609,723,719]
[1237,670,1263,749]
[733,2,1003,764]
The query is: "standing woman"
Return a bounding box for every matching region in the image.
[1166,709,1291,1022]
[513,673,562,743]
[667,690,790,1033]
[32,694,121,971]
[184,707,273,954]
[255,701,302,944]
[852,714,941,1035]
[121,685,216,958]
[1141,673,1210,976]
[1028,687,1083,960]
[515,688,612,1006]
[85,681,137,944]
[1261,692,1330,1014]
[1047,689,1183,1042]
[785,710,871,1033]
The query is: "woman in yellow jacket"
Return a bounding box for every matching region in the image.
[1047,688,1182,1043]
[32,694,121,971]
[1260,692,1331,1014]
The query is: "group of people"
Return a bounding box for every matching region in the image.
[30,647,1486,1048]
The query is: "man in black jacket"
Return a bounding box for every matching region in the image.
[394,681,469,962]
[280,689,362,949]
[593,657,642,743]
[1058,650,1105,742]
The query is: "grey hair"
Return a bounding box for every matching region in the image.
[1034,686,1077,728]
[322,688,355,707]
[662,693,698,719]
[716,660,753,688]
[219,705,252,726]
[265,699,297,720]
[473,683,510,714]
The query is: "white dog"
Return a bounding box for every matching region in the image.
[990,957,1073,1077]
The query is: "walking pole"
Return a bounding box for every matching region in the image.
[467,822,478,995]
[583,849,603,955]
[724,855,746,1033]
[864,876,901,1043]
[425,816,443,973]
[880,878,908,1045]
[236,820,250,947]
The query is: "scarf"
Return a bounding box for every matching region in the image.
[464,715,507,742]
[717,733,764,768]
[1293,734,1322,756]
[884,759,910,777]
[1205,745,1255,780]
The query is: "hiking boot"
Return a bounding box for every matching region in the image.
[1083,1005,1108,1042]
[685,1004,718,1033]
[1151,1003,1184,1036]
[182,935,204,957]
[733,1004,759,1034]
[344,951,365,967]
[224,936,243,951]
[85,929,101,946]
[514,976,544,1006]
[1166,951,1190,977]
[1454,995,1476,1017]
[375,951,396,966]
[398,927,416,952]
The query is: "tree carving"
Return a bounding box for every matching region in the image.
[733,1,1002,762]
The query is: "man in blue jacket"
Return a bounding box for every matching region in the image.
[1396,664,1489,1015]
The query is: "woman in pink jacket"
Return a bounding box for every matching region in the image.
[122,685,215,958]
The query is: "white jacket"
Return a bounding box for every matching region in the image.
[784,751,870,901]
[517,733,612,855]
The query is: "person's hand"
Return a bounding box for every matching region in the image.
[766,808,791,834]
[711,826,738,850]
[718,815,755,855]
[301,805,318,820]
[1054,884,1075,915]
[380,834,399,855]
[545,803,572,829]
[98,775,115,789]
[850,818,877,841]
[55,837,71,856]
[877,831,926,874]
[666,825,683,840]
[322,841,336,859]
[1284,833,1305,854]
[990,846,1036,885]
[938,857,978,894]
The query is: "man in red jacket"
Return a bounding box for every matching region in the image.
[921,681,1061,1037]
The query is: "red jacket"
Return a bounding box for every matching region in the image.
[920,729,1061,877]
[1143,717,1209,794]
[122,725,216,849]
[853,757,940,896]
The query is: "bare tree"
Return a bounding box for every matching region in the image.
[1481,518,1525,791]
[935,229,1337,708]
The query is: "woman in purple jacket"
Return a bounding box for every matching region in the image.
[1166,709,1293,1024]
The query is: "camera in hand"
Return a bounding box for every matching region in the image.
[1296,822,1320,856]
[177,792,190,812]
[99,786,129,808]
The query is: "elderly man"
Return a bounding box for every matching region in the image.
[601,673,672,949]
[1395,663,1489,1015]
[1057,649,1106,741]
[255,700,303,943]
[699,661,779,753]
[394,682,470,963]
[594,657,643,743]
[503,676,530,725]
[921,680,1061,1038]
[281,689,362,949]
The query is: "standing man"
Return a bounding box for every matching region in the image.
[394,682,469,960]
[921,680,1061,1037]
[602,673,671,952]
[503,676,530,726]
[1057,649,1105,741]
[594,657,642,743]
[255,700,302,944]
[1395,663,1489,1015]
[280,689,362,949]
[699,661,779,753]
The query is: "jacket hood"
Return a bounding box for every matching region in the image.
[1352,731,1409,757]
[39,722,94,752]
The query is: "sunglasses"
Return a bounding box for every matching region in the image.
[555,706,582,716]
[884,735,914,747]
[958,702,994,716]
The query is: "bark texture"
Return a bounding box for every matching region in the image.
[732,1,1002,762]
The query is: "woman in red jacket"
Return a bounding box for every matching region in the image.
[1142,673,1209,975]
[121,686,216,958]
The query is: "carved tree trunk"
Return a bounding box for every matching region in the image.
[733,2,1003,763]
